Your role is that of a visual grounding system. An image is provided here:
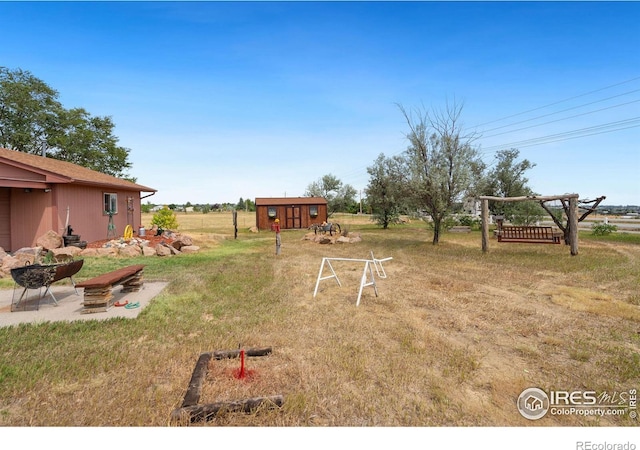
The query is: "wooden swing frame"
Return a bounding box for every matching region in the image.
[478,194,580,256]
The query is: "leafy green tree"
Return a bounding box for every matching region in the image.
[49,107,132,178]
[151,206,179,230]
[365,153,406,229]
[482,148,538,223]
[485,149,535,198]
[305,174,357,216]
[509,201,545,226]
[0,67,133,179]
[398,102,482,244]
[235,197,255,211]
[0,67,61,155]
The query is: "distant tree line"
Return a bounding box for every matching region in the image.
[141,198,256,214]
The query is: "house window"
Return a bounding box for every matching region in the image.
[104,193,118,214]
[310,205,318,217]
[267,206,277,218]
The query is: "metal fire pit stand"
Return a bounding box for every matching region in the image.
[10,264,58,311]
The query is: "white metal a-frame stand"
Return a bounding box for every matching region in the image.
[313,252,393,306]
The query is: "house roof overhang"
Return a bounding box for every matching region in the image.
[0,148,156,193]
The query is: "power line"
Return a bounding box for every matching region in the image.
[335,77,640,189]
[482,99,640,139]
[480,89,640,135]
[472,76,640,128]
[479,117,640,153]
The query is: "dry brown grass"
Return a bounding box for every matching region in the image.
[1,211,638,427]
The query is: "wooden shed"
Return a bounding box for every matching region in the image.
[255,197,328,231]
[0,147,156,251]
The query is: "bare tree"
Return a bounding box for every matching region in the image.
[399,101,481,244]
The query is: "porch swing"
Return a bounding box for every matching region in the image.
[479,194,583,256]
[495,199,562,244]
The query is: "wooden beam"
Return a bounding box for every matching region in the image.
[172,395,284,423]
[478,194,580,202]
[569,196,579,256]
[213,347,273,360]
[481,198,489,253]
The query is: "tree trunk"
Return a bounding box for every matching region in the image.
[432,218,441,244]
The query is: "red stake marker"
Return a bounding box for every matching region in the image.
[237,349,246,379]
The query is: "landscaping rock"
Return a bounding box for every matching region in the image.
[51,246,83,260]
[36,230,63,250]
[13,246,43,263]
[155,243,172,257]
[119,245,142,257]
[96,248,118,257]
[171,235,193,250]
[302,231,362,245]
[142,246,157,257]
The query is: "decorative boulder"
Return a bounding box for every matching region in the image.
[51,246,83,260]
[142,246,157,257]
[96,248,118,257]
[171,235,193,250]
[13,247,43,263]
[119,245,142,257]
[155,244,172,257]
[36,230,63,250]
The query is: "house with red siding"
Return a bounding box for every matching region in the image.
[255,197,328,231]
[0,147,156,252]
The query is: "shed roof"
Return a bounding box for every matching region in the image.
[255,197,327,206]
[0,147,156,192]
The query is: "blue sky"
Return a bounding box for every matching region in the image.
[2,1,639,206]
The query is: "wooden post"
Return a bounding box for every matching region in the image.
[233,210,238,239]
[481,199,489,253]
[568,196,579,256]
